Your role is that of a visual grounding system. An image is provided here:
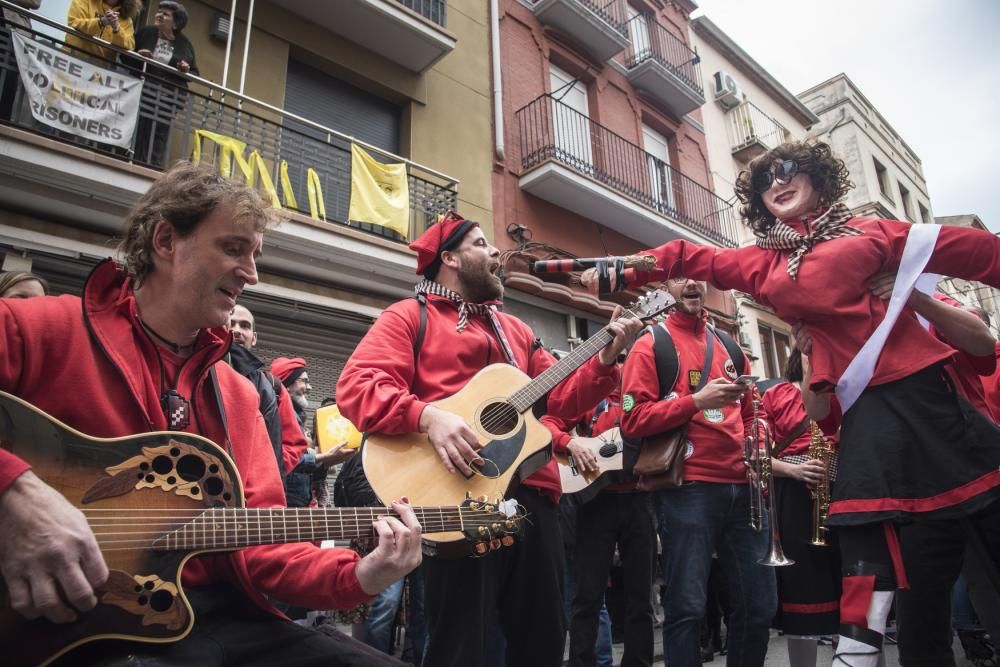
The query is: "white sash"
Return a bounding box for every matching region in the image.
[835,224,941,412]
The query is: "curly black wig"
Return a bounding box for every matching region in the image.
[734,140,854,236]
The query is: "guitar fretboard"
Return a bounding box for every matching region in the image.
[154,506,499,551]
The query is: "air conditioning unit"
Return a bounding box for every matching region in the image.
[713,70,742,110]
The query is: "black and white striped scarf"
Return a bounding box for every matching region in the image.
[414,280,520,369]
[756,203,863,280]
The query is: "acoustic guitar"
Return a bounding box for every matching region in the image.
[0,391,518,667]
[555,427,625,503]
[363,290,673,554]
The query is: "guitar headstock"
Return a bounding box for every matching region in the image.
[623,289,675,323]
[459,495,523,556]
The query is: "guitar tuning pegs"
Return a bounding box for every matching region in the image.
[478,526,488,537]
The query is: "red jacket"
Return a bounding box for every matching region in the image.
[986,343,1000,424]
[336,293,619,502]
[275,382,309,473]
[0,261,370,614]
[620,310,754,484]
[930,293,997,421]
[762,381,839,458]
[624,217,1000,395]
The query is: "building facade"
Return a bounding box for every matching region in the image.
[689,16,818,379]
[0,0,492,412]
[799,73,934,225]
[935,215,1000,338]
[492,0,740,351]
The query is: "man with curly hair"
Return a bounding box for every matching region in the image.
[582,140,1000,667]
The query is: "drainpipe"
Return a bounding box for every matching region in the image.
[221,0,237,88]
[238,0,256,95]
[490,0,505,161]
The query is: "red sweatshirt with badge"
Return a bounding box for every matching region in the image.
[620,309,754,484]
[623,216,1000,395]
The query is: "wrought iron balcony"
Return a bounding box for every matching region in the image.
[530,0,630,63]
[728,101,788,163]
[516,94,738,248]
[623,15,704,118]
[0,19,457,245]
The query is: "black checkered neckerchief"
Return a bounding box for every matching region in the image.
[756,203,863,280]
[415,280,520,369]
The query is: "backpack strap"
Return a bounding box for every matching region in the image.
[708,325,746,376]
[413,294,428,363]
[649,323,680,400]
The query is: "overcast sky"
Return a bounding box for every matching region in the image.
[692,0,1000,232]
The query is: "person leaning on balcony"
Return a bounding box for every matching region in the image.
[122,1,198,167]
[581,139,1000,667]
[65,0,139,62]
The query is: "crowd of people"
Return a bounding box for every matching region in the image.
[0,137,999,667]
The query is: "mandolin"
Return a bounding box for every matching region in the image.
[363,290,673,554]
[0,391,518,667]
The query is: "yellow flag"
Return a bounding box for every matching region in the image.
[315,404,363,453]
[348,143,410,238]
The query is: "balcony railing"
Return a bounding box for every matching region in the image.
[517,94,738,247]
[727,101,787,162]
[398,0,447,27]
[0,10,457,243]
[625,16,703,97]
[574,0,629,37]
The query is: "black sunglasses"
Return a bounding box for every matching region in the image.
[751,159,799,194]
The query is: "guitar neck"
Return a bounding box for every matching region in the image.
[155,506,483,551]
[509,325,617,412]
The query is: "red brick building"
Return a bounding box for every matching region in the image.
[490,0,741,349]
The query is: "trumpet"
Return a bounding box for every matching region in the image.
[807,421,835,547]
[744,397,794,567]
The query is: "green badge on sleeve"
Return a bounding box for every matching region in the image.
[622,394,635,412]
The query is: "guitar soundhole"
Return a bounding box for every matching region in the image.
[149,590,173,612]
[479,401,518,436]
[599,443,618,458]
[203,476,224,496]
[176,455,206,481]
[152,455,173,474]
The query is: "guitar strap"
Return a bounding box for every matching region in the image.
[208,366,234,455]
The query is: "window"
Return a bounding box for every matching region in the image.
[899,183,914,222]
[550,64,592,171]
[918,202,931,225]
[873,157,893,202]
[627,6,651,59]
[642,124,675,213]
[758,324,791,379]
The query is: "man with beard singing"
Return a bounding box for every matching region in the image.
[337,212,641,667]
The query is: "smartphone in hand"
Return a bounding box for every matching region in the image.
[734,374,759,386]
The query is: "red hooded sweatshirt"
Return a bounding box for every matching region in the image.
[0,260,370,615]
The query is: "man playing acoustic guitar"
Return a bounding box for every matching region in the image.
[0,162,421,666]
[337,213,642,667]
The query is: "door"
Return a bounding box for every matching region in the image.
[549,64,592,172]
[627,6,651,64]
[642,124,675,213]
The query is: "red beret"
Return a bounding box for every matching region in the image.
[270,356,307,385]
[409,211,479,276]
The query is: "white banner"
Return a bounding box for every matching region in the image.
[12,32,143,148]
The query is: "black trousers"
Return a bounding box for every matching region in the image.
[570,491,655,667]
[52,585,407,667]
[837,501,1000,666]
[421,486,565,667]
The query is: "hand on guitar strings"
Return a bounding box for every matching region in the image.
[0,471,109,623]
[353,497,422,596]
[597,305,644,366]
[567,438,600,475]
[419,404,484,476]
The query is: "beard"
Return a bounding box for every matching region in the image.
[457,257,503,303]
[292,392,309,411]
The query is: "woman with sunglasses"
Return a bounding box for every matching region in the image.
[582,140,1000,667]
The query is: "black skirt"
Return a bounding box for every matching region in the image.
[772,476,841,636]
[827,363,1000,527]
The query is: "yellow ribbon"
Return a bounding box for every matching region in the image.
[191,130,281,209]
[306,168,326,221]
[279,160,298,209]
